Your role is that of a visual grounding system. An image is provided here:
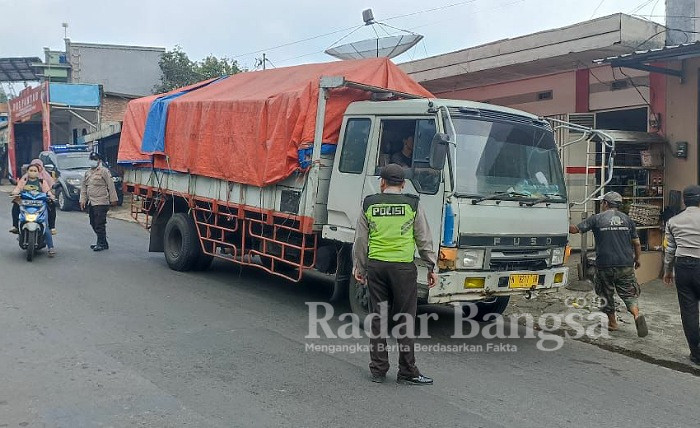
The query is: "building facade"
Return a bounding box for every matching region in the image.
[400,11,699,282]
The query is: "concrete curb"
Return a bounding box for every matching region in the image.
[507,279,700,376]
[576,336,700,376]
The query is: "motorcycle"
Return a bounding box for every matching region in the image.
[15,190,50,261]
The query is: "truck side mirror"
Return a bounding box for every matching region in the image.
[429,133,449,170]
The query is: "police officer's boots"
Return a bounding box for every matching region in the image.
[93,234,109,252]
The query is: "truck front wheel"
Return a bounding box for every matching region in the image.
[164,213,200,271]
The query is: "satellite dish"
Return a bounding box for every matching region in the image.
[325,34,423,60]
[325,8,423,60]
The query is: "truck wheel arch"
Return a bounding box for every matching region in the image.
[149,196,189,253]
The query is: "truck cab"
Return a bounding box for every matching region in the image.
[324,99,570,317]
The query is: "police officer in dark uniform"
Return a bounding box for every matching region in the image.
[663,185,700,365]
[353,164,438,385]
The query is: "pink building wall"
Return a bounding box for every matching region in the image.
[429,65,656,119]
[432,71,577,117]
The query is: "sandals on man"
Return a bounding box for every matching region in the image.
[635,315,648,338]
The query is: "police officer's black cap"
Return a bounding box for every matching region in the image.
[380,164,405,185]
[89,151,101,161]
[683,185,700,200]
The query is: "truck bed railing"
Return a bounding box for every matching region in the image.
[129,184,166,230]
[191,198,317,282]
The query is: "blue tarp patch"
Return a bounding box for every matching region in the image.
[298,144,337,169]
[49,83,100,107]
[141,77,227,154]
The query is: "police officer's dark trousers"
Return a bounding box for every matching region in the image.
[674,256,700,358]
[88,204,109,246]
[367,259,420,378]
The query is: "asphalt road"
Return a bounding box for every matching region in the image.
[1,195,699,428]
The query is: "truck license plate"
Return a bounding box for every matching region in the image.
[509,274,539,288]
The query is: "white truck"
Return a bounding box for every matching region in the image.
[122,75,573,320]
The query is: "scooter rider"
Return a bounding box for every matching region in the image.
[9,159,57,235]
[11,164,56,257]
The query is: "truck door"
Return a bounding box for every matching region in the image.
[326,116,376,235]
[361,117,444,250]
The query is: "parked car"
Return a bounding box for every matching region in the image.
[39,145,123,211]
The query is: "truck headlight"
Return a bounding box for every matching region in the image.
[551,247,565,266]
[457,249,485,270]
[66,178,81,186]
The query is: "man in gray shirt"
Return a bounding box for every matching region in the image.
[570,191,647,337]
[663,185,700,365]
[389,134,414,168]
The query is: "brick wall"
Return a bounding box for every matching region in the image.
[101,95,131,123]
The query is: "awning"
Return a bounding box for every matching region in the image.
[591,130,667,144]
[0,57,41,82]
[593,42,700,79]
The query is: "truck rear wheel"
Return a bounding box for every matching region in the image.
[462,296,510,322]
[164,213,200,271]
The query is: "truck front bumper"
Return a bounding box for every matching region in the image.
[427,266,569,304]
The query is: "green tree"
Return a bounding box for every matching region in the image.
[196,55,243,79]
[0,91,7,103]
[154,46,244,93]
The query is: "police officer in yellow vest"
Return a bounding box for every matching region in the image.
[353,163,438,385]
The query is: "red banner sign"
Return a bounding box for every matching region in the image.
[9,83,47,122]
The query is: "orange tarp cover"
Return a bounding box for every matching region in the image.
[117,57,433,187]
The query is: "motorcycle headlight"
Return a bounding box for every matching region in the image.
[25,214,38,222]
[457,249,485,270]
[66,178,81,186]
[551,247,565,266]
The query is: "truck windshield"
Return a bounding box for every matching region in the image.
[57,154,92,170]
[452,117,566,202]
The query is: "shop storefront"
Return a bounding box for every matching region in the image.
[8,82,100,177]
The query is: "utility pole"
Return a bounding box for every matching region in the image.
[262,53,266,70]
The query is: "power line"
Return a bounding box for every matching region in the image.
[230,26,359,59]
[632,24,700,49]
[614,66,654,115]
[229,0,479,60]
[273,0,527,65]
[381,0,478,22]
[649,0,662,17]
[576,60,606,85]
[388,0,526,35]
[634,14,700,19]
[629,0,657,15]
[590,0,606,19]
